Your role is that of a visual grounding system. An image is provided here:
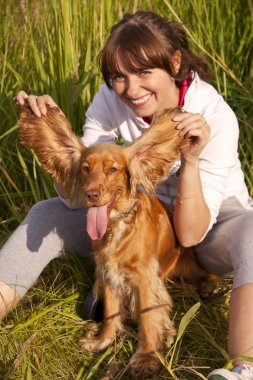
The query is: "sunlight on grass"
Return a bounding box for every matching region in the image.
[0,0,252,378]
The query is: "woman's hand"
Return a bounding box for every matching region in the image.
[173,112,210,162]
[172,111,211,246]
[13,91,59,117]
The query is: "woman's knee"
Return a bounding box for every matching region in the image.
[24,197,90,255]
[195,209,253,276]
[232,212,253,253]
[27,197,65,220]
[231,212,253,288]
[22,198,72,251]
[25,197,81,229]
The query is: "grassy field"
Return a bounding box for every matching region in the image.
[0,0,253,379]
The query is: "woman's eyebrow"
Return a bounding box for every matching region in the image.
[110,71,124,76]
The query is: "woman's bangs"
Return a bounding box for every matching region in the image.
[117,47,156,73]
[104,46,157,79]
[117,32,164,73]
[101,24,171,86]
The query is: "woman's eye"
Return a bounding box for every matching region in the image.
[111,74,125,82]
[139,70,151,77]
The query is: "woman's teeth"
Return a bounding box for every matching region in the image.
[130,94,151,105]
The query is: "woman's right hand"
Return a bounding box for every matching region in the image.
[13,91,59,117]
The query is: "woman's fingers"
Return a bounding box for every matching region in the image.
[179,120,209,139]
[13,92,59,117]
[173,111,210,160]
[36,95,58,116]
[37,94,58,108]
[13,90,29,105]
[27,95,41,117]
[174,112,209,139]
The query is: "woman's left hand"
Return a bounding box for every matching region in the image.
[173,111,210,162]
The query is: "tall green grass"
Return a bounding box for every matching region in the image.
[0,0,252,379]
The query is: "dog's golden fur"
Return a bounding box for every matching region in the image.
[18,105,216,378]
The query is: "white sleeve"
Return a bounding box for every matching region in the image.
[81,84,119,147]
[200,108,239,235]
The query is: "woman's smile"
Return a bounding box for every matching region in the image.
[111,67,179,117]
[129,93,153,106]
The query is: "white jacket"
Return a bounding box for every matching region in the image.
[63,73,250,235]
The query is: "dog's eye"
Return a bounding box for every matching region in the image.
[82,164,90,174]
[108,167,117,174]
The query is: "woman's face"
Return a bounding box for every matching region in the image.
[111,65,180,119]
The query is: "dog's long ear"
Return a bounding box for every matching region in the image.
[18,105,86,200]
[125,108,189,195]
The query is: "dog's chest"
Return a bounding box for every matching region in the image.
[95,219,134,291]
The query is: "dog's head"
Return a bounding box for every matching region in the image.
[19,106,188,240]
[78,143,132,240]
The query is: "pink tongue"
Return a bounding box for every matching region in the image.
[86,205,108,240]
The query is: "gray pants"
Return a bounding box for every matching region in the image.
[0,198,92,297]
[196,196,253,289]
[0,196,252,298]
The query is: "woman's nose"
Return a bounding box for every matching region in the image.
[125,75,140,97]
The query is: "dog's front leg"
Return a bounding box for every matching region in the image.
[79,280,123,352]
[129,275,175,378]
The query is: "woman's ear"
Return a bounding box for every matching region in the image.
[172,50,182,75]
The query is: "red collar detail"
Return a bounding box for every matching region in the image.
[178,76,192,107]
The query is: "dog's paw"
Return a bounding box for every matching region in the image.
[128,352,161,379]
[199,273,219,297]
[78,335,113,352]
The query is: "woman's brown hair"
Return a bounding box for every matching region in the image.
[99,11,211,88]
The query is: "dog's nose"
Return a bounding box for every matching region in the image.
[85,188,101,202]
